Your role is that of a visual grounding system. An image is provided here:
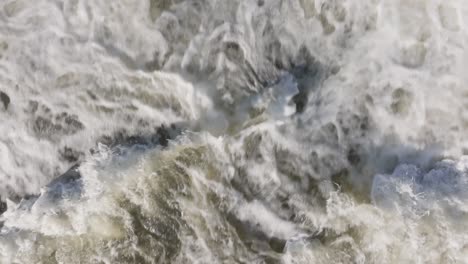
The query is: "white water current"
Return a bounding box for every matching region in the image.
[0,0,468,263]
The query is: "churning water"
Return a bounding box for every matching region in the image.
[0,0,468,263]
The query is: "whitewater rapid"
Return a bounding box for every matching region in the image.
[0,0,468,263]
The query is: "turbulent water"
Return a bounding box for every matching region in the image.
[0,0,468,263]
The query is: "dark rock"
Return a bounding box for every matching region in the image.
[337,107,373,139]
[90,123,182,157]
[156,125,170,146]
[27,100,39,113]
[64,115,84,131]
[33,116,58,136]
[0,91,10,110]
[347,147,361,165]
[33,112,84,139]
[0,199,6,215]
[224,41,244,62]
[96,134,113,147]
[94,124,177,151]
[269,237,287,253]
[95,129,147,148]
[59,147,83,163]
[292,92,307,113]
[289,46,322,115]
[126,135,147,145]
